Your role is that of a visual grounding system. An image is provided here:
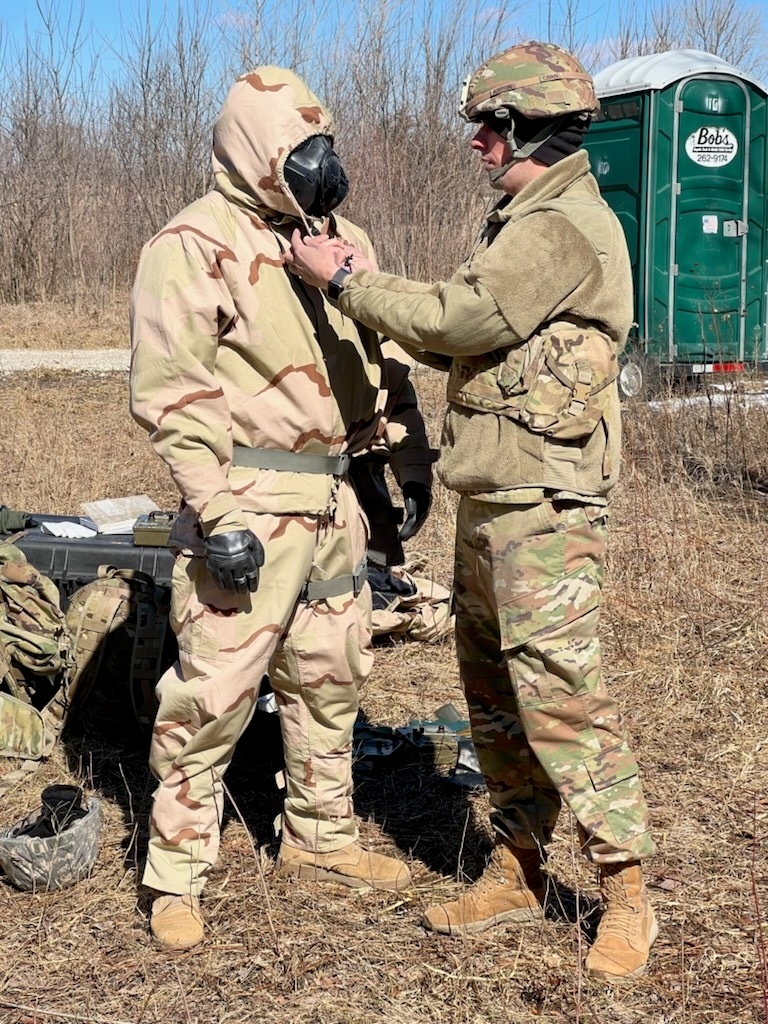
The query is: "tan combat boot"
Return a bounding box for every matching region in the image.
[585,861,658,983]
[422,841,546,935]
[150,894,205,951]
[278,840,412,891]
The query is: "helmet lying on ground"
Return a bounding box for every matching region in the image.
[0,792,102,891]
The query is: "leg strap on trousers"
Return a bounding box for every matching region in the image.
[232,446,350,476]
[300,559,368,603]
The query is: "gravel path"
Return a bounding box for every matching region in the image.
[4,350,767,414]
[0,348,130,374]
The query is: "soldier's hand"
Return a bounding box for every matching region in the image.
[287,229,373,286]
[204,529,264,594]
[399,482,432,541]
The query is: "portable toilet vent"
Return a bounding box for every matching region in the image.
[583,49,768,393]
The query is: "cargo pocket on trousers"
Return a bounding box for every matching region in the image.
[293,604,371,691]
[497,503,602,652]
[171,554,242,663]
[585,740,642,846]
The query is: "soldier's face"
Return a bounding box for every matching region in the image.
[470,122,546,196]
[470,123,512,174]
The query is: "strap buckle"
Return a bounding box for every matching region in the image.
[299,558,368,603]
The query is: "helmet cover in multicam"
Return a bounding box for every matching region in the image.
[0,796,102,891]
[459,41,599,122]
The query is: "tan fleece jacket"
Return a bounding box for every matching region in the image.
[338,150,632,502]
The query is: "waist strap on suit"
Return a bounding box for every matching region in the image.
[300,558,368,603]
[232,445,350,476]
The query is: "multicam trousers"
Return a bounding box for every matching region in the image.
[454,497,655,864]
[142,480,372,897]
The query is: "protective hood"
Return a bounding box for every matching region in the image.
[212,66,335,220]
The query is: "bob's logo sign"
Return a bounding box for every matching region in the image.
[685,126,738,166]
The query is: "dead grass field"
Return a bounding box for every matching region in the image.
[0,300,130,350]
[0,360,767,1024]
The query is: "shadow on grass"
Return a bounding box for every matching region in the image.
[546,880,601,939]
[347,708,485,877]
[62,695,288,881]
[61,686,484,883]
[61,676,604,947]
[61,704,156,881]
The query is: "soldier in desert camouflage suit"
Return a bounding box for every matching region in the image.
[129,67,434,951]
[289,42,657,983]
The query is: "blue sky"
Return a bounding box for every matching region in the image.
[4,0,768,79]
[2,1,181,45]
[1,1,205,61]
[1,0,625,71]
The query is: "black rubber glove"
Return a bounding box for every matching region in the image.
[398,481,432,541]
[204,529,265,594]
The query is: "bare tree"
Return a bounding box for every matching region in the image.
[0,2,109,303]
[3,0,767,307]
[608,0,767,76]
[108,0,220,238]
[538,0,602,62]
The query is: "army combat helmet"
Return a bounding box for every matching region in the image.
[0,786,102,891]
[460,41,599,184]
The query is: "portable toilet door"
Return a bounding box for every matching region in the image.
[673,73,751,365]
[589,50,768,387]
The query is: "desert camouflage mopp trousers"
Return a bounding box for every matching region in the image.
[454,497,655,864]
[143,481,372,896]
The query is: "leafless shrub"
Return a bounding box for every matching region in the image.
[0,2,104,304]
[0,0,520,307]
[609,0,767,74]
[107,0,221,240]
[623,378,768,493]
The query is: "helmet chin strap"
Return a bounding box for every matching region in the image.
[488,116,567,189]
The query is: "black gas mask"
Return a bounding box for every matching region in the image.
[283,135,349,218]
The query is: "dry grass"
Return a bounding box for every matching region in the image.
[0,299,130,350]
[0,364,767,1023]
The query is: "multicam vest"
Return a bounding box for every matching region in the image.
[338,150,631,501]
[443,150,631,499]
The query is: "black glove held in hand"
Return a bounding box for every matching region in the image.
[399,482,432,542]
[204,529,265,594]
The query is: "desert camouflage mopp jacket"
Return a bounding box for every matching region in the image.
[130,66,432,547]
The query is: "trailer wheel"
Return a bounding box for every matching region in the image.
[618,359,644,398]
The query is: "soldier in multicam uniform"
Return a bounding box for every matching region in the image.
[288,42,657,983]
[129,67,434,951]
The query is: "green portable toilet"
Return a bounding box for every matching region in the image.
[583,49,768,394]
